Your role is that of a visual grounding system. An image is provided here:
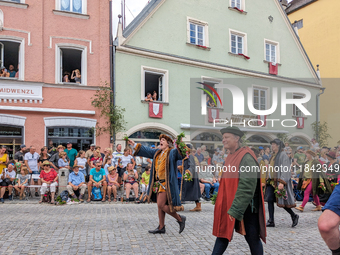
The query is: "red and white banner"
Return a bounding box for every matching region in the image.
[208,108,219,123]
[269,62,278,75]
[257,115,266,127]
[297,117,304,129]
[149,102,163,118]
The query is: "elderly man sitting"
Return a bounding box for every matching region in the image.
[0,163,16,203]
[67,164,86,202]
[39,161,58,204]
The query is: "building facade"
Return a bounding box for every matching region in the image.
[114,0,322,152]
[0,0,111,159]
[286,0,339,145]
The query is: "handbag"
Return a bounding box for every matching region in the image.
[301,179,312,191]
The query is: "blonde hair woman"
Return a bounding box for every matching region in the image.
[71,69,81,83]
[58,152,70,169]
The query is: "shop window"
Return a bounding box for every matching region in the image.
[0,40,20,79]
[0,125,23,160]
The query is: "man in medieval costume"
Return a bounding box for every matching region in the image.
[212,127,266,255]
[128,134,186,234]
[265,138,299,227]
[180,144,202,211]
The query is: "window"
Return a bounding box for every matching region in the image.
[293,95,304,117]
[56,0,86,14]
[187,17,209,47]
[292,19,303,30]
[2,0,22,3]
[142,66,169,103]
[231,0,241,9]
[264,39,280,63]
[253,88,267,110]
[229,29,247,55]
[0,40,21,79]
[56,45,87,85]
[0,125,23,160]
[201,77,223,108]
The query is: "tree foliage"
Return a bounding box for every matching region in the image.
[311,121,331,148]
[91,84,126,137]
[277,133,289,143]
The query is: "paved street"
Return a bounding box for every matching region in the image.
[0,201,329,255]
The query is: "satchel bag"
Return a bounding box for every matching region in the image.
[301,179,312,191]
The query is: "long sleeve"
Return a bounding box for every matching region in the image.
[277,153,291,185]
[228,154,258,222]
[133,144,158,159]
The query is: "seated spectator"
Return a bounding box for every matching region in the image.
[104,155,113,176]
[14,167,29,200]
[75,150,87,177]
[107,166,119,202]
[67,165,86,202]
[152,91,158,101]
[117,148,135,178]
[195,147,204,164]
[199,166,219,201]
[89,150,102,169]
[14,144,26,164]
[141,165,150,193]
[123,163,139,202]
[0,163,16,202]
[63,72,70,82]
[145,92,153,102]
[24,146,40,197]
[50,145,69,170]
[8,65,16,77]
[58,152,70,169]
[87,160,107,202]
[39,161,58,204]
[95,146,105,160]
[71,69,81,83]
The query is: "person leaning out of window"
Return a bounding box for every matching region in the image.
[71,69,81,83]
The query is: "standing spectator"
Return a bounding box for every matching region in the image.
[89,150,103,169]
[64,142,77,168]
[262,146,272,162]
[117,148,135,178]
[258,146,264,157]
[112,144,123,166]
[8,65,16,77]
[58,152,70,170]
[145,92,153,102]
[152,91,158,101]
[95,146,105,160]
[50,145,69,170]
[87,160,107,202]
[195,147,204,163]
[67,165,86,202]
[319,148,329,164]
[71,69,81,83]
[14,167,29,200]
[293,146,306,170]
[103,148,113,165]
[311,138,320,150]
[107,166,119,202]
[47,140,57,156]
[38,146,50,170]
[14,144,26,163]
[141,165,150,193]
[85,144,96,160]
[74,150,87,177]
[24,146,40,197]
[123,163,139,202]
[0,163,16,202]
[39,161,58,204]
[0,146,9,175]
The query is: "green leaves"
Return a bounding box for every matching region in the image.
[311,121,331,148]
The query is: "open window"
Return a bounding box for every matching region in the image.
[142,66,169,103]
[201,78,222,108]
[56,45,86,85]
[0,40,20,79]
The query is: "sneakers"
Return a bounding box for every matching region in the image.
[0,198,4,203]
[8,195,12,201]
[204,197,211,201]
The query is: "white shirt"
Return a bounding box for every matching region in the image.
[0,169,16,179]
[135,157,148,166]
[24,152,40,172]
[76,157,87,170]
[120,155,133,168]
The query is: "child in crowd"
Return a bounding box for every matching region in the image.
[104,155,113,176]
[107,166,120,202]
[75,150,87,176]
[58,152,70,169]
[141,165,150,193]
[14,167,29,200]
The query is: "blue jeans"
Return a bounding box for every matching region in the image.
[204,182,219,198]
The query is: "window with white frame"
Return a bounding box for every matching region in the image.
[265,40,279,63]
[231,0,241,9]
[0,40,22,79]
[253,88,267,110]
[57,0,86,14]
[56,45,87,85]
[231,34,243,54]
[142,66,168,103]
[187,17,209,47]
[201,78,222,108]
[293,94,304,117]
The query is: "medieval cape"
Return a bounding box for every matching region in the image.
[134,143,184,212]
[180,154,201,202]
[213,147,266,243]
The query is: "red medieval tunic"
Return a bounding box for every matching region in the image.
[213,147,266,242]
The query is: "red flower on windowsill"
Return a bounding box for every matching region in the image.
[233,7,244,12]
[238,53,250,59]
[196,44,207,49]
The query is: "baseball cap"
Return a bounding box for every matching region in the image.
[67,142,72,144]
[151,145,155,148]
[20,144,26,149]
[90,144,96,147]
[259,146,264,150]
[297,146,303,150]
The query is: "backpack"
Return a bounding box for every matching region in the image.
[60,190,69,202]
[92,187,102,201]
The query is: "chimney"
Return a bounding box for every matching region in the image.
[279,0,288,9]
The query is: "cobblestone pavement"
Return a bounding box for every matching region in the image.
[0,200,329,255]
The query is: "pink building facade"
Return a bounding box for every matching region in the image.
[0,0,111,159]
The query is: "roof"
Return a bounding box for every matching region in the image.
[122,0,163,38]
[285,0,317,14]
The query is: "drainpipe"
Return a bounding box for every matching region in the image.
[109,0,115,145]
[315,65,325,141]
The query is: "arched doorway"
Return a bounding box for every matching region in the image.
[191,132,222,154]
[247,134,271,147]
[288,136,310,151]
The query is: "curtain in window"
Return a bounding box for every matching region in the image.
[61,0,70,11]
[73,0,82,13]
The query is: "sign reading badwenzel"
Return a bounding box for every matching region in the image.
[0,84,43,103]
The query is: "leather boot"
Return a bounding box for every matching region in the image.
[295,205,304,212]
[266,220,275,227]
[190,202,202,212]
[148,225,166,234]
[177,215,186,234]
[312,205,322,211]
[292,214,299,227]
